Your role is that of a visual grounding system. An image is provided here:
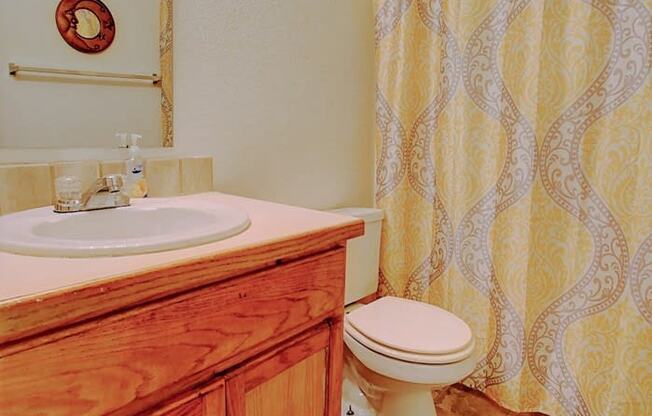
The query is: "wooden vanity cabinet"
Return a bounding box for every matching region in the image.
[152,323,341,416]
[0,247,351,416]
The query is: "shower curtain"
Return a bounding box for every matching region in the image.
[374,1,652,415]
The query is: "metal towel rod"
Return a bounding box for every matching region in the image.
[8,63,161,84]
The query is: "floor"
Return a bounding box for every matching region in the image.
[434,384,548,416]
[342,383,549,416]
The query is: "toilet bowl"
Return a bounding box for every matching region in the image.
[342,297,476,416]
[328,208,476,416]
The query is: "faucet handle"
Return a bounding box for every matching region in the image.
[54,176,82,213]
[55,176,82,200]
[103,174,125,193]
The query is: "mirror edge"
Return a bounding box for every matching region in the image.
[160,0,173,148]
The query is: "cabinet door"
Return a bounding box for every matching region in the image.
[152,380,226,416]
[226,322,342,416]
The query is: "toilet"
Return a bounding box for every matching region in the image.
[330,208,477,416]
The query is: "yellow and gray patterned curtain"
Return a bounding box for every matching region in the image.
[374,1,652,414]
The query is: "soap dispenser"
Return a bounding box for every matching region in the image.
[125,133,148,198]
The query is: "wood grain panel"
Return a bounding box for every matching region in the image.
[245,350,326,416]
[326,318,344,416]
[150,379,225,416]
[226,377,246,416]
[202,386,226,416]
[226,325,330,416]
[239,325,330,391]
[0,249,345,416]
[0,220,362,346]
[154,397,203,416]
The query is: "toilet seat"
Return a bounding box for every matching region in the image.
[345,297,474,364]
[344,329,477,385]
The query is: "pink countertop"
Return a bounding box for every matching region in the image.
[0,192,360,304]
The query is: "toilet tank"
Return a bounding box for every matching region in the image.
[329,207,384,305]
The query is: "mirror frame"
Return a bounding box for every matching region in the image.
[160,0,173,147]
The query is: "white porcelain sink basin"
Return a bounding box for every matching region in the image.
[0,197,250,257]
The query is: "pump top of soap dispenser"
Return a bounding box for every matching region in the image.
[129,133,142,149]
[116,132,128,148]
[127,134,142,163]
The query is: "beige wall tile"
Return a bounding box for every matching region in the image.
[180,157,213,195]
[145,158,181,197]
[50,161,100,202]
[1,156,208,214]
[0,164,53,215]
[100,160,127,176]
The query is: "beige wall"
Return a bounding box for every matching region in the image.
[173,0,375,209]
[0,0,161,149]
[1,0,375,210]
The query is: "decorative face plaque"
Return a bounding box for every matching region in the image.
[55,0,115,54]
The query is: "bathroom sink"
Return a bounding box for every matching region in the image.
[0,197,250,257]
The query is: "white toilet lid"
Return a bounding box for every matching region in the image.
[344,320,475,364]
[346,297,473,357]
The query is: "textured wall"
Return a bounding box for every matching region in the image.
[174,0,375,209]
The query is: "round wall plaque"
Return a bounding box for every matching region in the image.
[55,0,115,54]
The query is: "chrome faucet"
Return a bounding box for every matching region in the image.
[54,174,130,213]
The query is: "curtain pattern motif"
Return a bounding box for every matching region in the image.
[374,1,652,415]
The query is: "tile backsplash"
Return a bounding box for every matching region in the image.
[145,158,182,197]
[0,156,213,215]
[0,164,53,215]
[180,157,213,196]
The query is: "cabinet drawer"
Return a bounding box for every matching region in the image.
[0,248,345,416]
